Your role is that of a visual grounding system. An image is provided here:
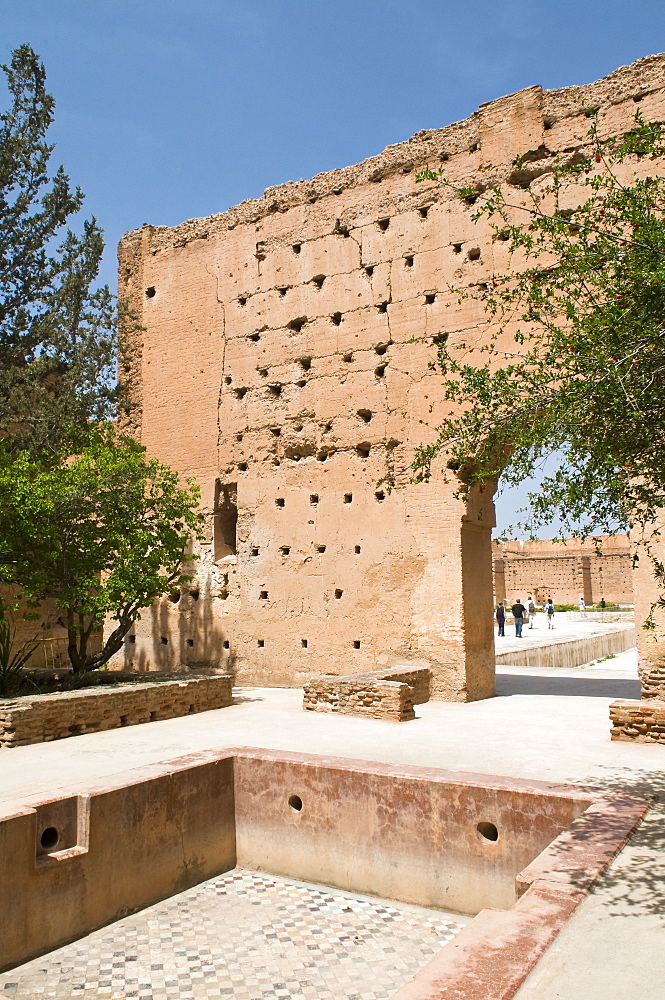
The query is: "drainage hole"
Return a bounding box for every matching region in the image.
[477,821,499,842]
[40,827,60,851]
[288,794,303,812]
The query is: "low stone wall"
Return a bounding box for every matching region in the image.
[610,698,665,743]
[0,675,233,748]
[495,626,636,670]
[302,666,431,722]
[640,662,665,700]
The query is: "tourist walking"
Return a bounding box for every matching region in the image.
[511,598,526,637]
[527,596,536,628]
[579,596,586,612]
[495,602,506,636]
[600,597,606,610]
[545,598,555,628]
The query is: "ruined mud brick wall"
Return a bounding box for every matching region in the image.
[610,699,665,743]
[493,535,633,606]
[113,54,665,701]
[303,664,431,721]
[0,675,233,748]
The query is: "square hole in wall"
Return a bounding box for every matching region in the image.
[344,493,353,504]
[280,545,291,556]
[251,547,259,557]
[301,639,308,648]
[270,427,281,436]
[355,545,361,554]
[260,591,268,600]
[223,640,230,650]
[238,462,248,472]
[404,255,414,267]
[186,639,194,647]
[335,589,343,599]
[353,640,361,649]
[317,544,326,553]
[310,494,319,505]
[375,490,385,502]
[258,640,265,648]
[425,293,436,305]
[276,498,285,507]
[160,637,168,645]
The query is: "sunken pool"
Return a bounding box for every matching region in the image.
[0,748,645,999]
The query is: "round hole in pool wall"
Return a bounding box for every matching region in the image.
[288,794,303,812]
[40,827,60,851]
[477,821,499,842]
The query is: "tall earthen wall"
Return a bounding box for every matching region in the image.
[113,54,665,700]
[493,535,633,606]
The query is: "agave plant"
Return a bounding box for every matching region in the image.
[0,612,38,697]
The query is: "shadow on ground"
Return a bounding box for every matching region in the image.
[496,675,640,699]
[572,769,665,922]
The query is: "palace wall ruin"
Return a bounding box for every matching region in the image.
[112,54,665,700]
[493,535,633,607]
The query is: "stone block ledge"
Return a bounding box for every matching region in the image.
[609,698,665,743]
[302,666,431,722]
[0,674,233,748]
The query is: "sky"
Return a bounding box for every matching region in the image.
[3,0,664,535]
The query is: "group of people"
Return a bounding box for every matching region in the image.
[495,597,556,637]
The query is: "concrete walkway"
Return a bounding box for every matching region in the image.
[495,610,634,658]
[0,644,662,1000]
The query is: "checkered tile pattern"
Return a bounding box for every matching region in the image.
[0,869,467,999]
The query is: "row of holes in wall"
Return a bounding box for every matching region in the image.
[275,491,385,505]
[252,544,362,556]
[281,797,500,843]
[239,284,472,326]
[237,449,390,470]
[220,639,363,650]
[127,635,195,648]
[145,240,485,302]
[236,445,401,469]
[226,336,449,397]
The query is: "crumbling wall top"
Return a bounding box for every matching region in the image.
[119,53,665,258]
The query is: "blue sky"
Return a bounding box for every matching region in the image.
[3,0,663,534]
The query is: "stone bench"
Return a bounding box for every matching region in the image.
[0,674,233,748]
[303,666,431,722]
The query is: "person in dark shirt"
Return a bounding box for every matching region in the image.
[495,602,506,636]
[511,598,526,637]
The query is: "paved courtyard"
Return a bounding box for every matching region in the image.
[0,624,662,1000]
[0,870,467,1000]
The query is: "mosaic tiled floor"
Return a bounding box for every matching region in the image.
[0,869,468,999]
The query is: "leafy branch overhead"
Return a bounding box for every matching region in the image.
[413,112,665,542]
